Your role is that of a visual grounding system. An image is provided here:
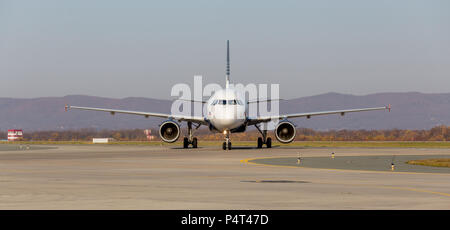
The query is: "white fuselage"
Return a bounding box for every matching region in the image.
[206,88,246,132]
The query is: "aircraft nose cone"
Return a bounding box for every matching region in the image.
[211,117,242,131]
[218,118,235,126]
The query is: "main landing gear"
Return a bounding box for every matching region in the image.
[183,121,199,149]
[255,125,272,148]
[222,130,232,150]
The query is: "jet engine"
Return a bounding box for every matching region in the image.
[159,120,181,143]
[275,121,296,143]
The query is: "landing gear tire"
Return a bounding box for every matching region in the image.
[192,137,198,148]
[266,137,272,148]
[228,142,232,150]
[183,137,189,148]
[257,137,263,148]
[222,142,227,150]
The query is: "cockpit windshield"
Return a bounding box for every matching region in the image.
[212,99,243,105]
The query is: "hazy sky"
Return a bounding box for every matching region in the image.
[1,0,449,99]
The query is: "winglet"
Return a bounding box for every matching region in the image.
[65,104,69,112]
[387,104,391,112]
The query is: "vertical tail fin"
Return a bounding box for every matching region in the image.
[226,40,230,88]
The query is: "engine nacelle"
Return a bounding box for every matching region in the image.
[275,121,296,143]
[159,120,181,143]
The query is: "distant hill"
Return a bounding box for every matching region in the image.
[0,92,449,131]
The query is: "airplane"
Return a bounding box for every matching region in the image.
[65,41,390,150]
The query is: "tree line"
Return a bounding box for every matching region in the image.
[0,126,448,141]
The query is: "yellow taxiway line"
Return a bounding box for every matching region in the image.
[241,156,450,176]
[241,156,450,198]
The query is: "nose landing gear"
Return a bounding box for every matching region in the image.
[222,130,232,150]
[255,125,272,148]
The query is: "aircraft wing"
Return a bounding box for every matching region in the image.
[65,105,207,125]
[247,105,390,125]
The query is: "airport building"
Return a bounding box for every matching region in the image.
[92,138,116,143]
[8,129,23,141]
